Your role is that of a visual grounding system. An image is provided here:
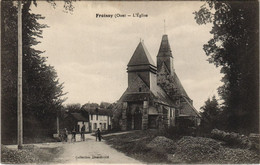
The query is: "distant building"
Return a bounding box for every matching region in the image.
[87,108,112,132]
[63,109,112,133]
[117,34,201,130]
[64,113,89,132]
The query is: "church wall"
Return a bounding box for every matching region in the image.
[138,72,150,87]
[157,66,169,85]
[128,72,150,92]
[150,72,157,93]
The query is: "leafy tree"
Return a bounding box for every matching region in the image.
[194,1,259,133]
[65,103,81,113]
[200,96,222,132]
[81,103,99,110]
[1,0,73,144]
[100,102,112,109]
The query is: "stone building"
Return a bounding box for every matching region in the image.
[117,34,200,130]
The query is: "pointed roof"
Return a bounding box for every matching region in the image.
[158,61,170,74]
[157,35,172,57]
[128,41,156,66]
[70,113,89,122]
[172,72,189,98]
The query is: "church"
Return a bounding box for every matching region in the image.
[117,34,201,130]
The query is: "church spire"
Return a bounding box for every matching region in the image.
[157,34,174,75]
[157,35,172,57]
[128,41,156,67]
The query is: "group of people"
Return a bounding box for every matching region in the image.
[62,125,86,142]
[61,126,102,142]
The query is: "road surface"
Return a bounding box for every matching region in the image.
[53,133,142,164]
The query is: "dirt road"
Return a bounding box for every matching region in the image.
[53,134,142,164]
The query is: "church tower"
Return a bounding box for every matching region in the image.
[127,41,157,93]
[157,35,174,74]
[157,34,174,84]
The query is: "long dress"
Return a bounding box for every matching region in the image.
[97,131,101,141]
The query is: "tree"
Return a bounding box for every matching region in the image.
[65,103,81,113]
[200,96,222,132]
[194,1,259,133]
[1,0,73,144]
[100,102,112,109]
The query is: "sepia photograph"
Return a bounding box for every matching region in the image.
[1,0,259,164]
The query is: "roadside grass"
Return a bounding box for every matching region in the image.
[103,129,173,163]
[1,144,64,164]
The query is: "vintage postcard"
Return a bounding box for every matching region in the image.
[1,0,259,164]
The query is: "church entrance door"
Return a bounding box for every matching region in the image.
[148,115,158,128]
[134,107,142,130]
[126,110,132,130]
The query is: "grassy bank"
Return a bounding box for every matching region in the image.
[103,129,260,164]
[103,129,174,163]
[1,145,64,164]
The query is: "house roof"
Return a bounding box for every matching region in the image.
[183,97,201,117]
[128,41,156,67]
[84,108,113,116]
[157,35,173,57]
[173,72,189,98]
[70,113,89,122]
[120,92,150,102]
[151,85,175,106]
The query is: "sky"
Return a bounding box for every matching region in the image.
[31,1,223,110]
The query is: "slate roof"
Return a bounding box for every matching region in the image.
[157,35,172,57]
[120,93,150,102]
[151,85,175,106]
[70,113,89,122]
[84,108,113,116]
[172,72,189,98]
[183,97,201,117]
[128,41,156,67]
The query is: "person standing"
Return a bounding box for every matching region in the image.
[95,129,98,141]
[71,127,76,142]
[96,128,102,142]
[64,128,68,142]
[81,124,85,141]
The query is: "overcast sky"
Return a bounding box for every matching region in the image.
[31,1,223,110]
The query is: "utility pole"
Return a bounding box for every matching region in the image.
[17,0,23,150]
[57,114,60,135]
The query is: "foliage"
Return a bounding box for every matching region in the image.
[211,129,255,149]
[173,136,259,163]
[1,1,68,144]
[100,102,112,108]
[81,102,99,110]
[194,1,259,133]
[1,145,64,164]
[200,96,222,132]
[159,75,182,105]
[65,103,81,113]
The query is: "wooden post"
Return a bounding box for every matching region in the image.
[57,116,60,135]
[0,0,2,148]
[17,0,23,150]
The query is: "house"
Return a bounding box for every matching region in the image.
[63,112,89,132]
[117,34,201,130]
[84,108,113,132]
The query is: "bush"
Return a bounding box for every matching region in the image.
[211,129,255,149]
[159,126,196,139]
